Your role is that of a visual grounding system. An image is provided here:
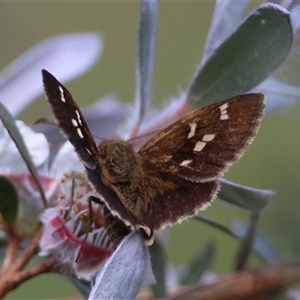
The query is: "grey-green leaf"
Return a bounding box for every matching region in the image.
[89,230,154,300]
[234,212,259,271]
[135,0,157,125]
[0,103,47,208]
[69,276,91,300]
[218,179,274,210]
[194,215,239,239]
[253,77,300,113]
[0,32,102,116]
[179,241,215,285]
[232,219,281,263]
[0,175,19,224]
[187,3,293,108]
[150,239,166,298]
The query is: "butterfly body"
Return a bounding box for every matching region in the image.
[42,69,265,244]
[96,138,220,243]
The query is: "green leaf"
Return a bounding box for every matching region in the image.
[232,219,281,263]
[187,3,292,108]
[0,103,47,208]
[234,211,259,271]
[179,241,215,285]
[0,175,19,224]
[218,179,274,210]
[150,239,166,298]
[202,1,249,64]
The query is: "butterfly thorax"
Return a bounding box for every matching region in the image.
[96,139,155,218]
[97,139,143,185]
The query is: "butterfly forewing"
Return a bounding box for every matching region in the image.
[139,94,265,182]
[42,70,150,238]
[42,69,98,170]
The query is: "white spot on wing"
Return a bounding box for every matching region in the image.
[219,103,228,111]
[180,159,192,167]
[202,134,215,142]
[219,102,229,120]
[187,123,197,139]
[85,147,92,155]
[77,128,84,139]
[75,110,83,126]
[193,141,206,152]
[59,86,66,103]
[72,119,78,127]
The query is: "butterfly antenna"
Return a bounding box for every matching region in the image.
[92,135,105,143]
[127,130,158,143]
[34,117,57,126]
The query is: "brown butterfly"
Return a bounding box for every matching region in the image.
[42,69,265,245]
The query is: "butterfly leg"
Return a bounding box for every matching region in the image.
[88,195,131,246]
[103,206,131,246]
[89,195,104,206]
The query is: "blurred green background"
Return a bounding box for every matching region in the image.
[0,1,300,299]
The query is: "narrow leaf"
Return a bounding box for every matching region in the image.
[0,32,102,116]
[194,215,239,239]
[232,219,281,263]
[0,103,47,208]
[150,239,166,298]
[0,175,18,224]
[218,179,274,210]
[187,3,292,108]
[234,211,259,271]
[290,3,300,30]
[135,0,158,125]
[69,276,91,300]
[253,77,300,113]
[179,241,215,285]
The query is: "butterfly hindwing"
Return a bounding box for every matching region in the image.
[136,171,219,237]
